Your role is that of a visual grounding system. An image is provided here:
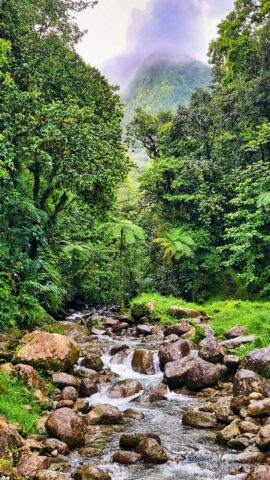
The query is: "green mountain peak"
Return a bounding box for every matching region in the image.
[123,56,211,124]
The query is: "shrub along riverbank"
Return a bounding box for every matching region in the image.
[0,371,43,436]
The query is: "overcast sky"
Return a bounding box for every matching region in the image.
[76,0,234,89]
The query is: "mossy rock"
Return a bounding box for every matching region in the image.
[15,331,80,372]
[43,322,88,338]
[131,300,155,320]
[0,459,22,480]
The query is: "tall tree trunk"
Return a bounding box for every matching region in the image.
[29,236,39,259]
[119,229,125,312]
[47,191,68,230]
[33,168,40,204]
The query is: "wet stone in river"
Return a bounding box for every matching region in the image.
[123,408,145,420]
[182,409,217,428]
[45,408,86,449]
[80,377,98,397]
[158,339,190,370]
[85,404,123,425]
[131,348,156,375]
[119,432,161,449]
[112,450,141,464]
[107,379,143,398]
[74,464,111,480]
[81,353,104,372]
[135,438,169,464]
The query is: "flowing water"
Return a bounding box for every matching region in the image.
[69,327,247,480]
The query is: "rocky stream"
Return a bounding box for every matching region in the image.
[1,305,270,480]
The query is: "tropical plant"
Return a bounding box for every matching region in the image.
[153,227,196,266]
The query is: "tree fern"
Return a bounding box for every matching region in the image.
[99,219,146,246]
[62,242,92,261]
[153,226,196,266]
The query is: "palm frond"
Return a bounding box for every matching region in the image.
[99,220,145,246]
[62,242,92,261]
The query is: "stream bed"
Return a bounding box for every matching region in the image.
[67,326,247,480]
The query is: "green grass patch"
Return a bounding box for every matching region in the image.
[131,292,205,324]
[131,293,270,356]
[43,325,62,334]
[0,371,42,436]
[206,299,270,349]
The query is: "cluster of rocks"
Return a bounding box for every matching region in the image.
[182,345,270,477]
[0,328,114,480]
[114,302,270,478]
[0,313,173,480]
[112,432,169,465]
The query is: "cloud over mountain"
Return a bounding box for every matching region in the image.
[103,0,233,90]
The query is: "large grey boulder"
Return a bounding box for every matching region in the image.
[199,336,224,363]
[182,410,217,428]
[136,325,152,336]
[45,408,86,449]
[81,353,104,372]
[214,396,233,421]
[164,355,227,390]
[184,358,227,391]
[220,335,255,350]
[120,432,161,449]
[85,404,123,425]
[0,417,23,460]
[164,321,191,337]
[74,465,111,480]
[164,355,197,388]
[52,373,80,388]
[14,364,48,395]
[136,438,168,464]
[158,339,190,370]
[132,349,155,375]
[17,454,49,480]
[216,422,240,444]
[16,331,79,371]
[235,448,265,464]
[247,399,270,416]
[256,424,270,449]
[225,326,248,338]
[107,379,142,398]
[233,369,270,398]
[112,451,141,464]
[242,346,270,379]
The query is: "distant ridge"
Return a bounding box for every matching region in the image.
[123,56,211,124]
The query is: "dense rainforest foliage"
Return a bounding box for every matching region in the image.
[0,0,131,328]
[1,0,270,331]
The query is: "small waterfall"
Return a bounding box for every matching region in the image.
[87,350,163,408]
[102,351,162,380]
